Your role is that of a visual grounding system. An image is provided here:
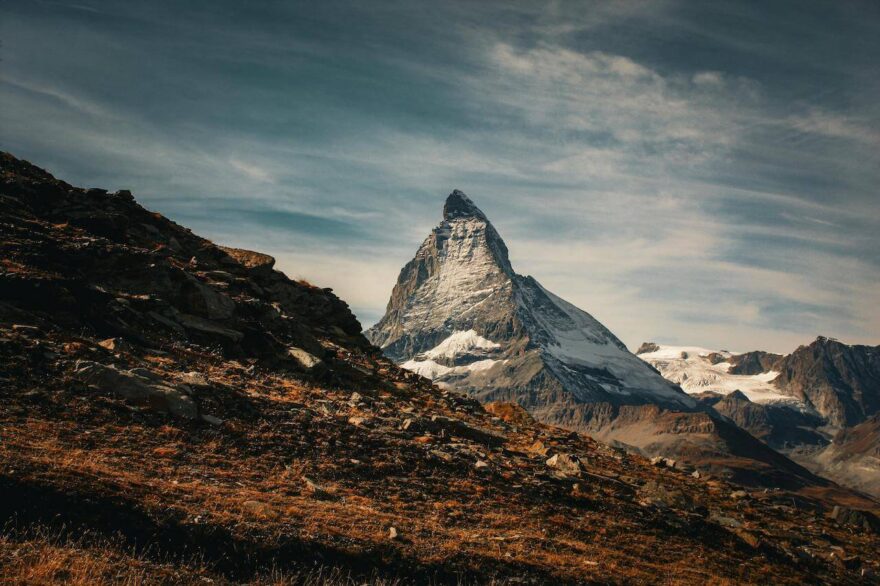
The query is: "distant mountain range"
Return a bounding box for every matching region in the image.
[639,339,880,497]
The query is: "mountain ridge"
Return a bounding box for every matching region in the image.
[639,339,880,497]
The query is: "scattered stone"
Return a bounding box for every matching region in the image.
[475,459,489,470]
[527,440,549,456]
[638,480,694,510]
[730,490,749,500]
[176,313,243,342]
[710,512,743,529]
[180,274,236,319]
[546,453,582,477]
[219,246,276,276]
[735,529,761,549]
[302,476,330,499]
[388,527,398,540]
[98,337,131,353]
[430,450,453,463]
[484,402,534,425]
[201,414,223,426]
[428,415,504,447]
[650,456,677,469]
[11,324,41,333]
[348,416,366,426]
[831,506,880,533]
[288,347,324,371]
[180,371,210,388]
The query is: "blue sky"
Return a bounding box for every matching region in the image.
[2,0,878,353]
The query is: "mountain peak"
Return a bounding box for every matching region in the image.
[443,189,487,221]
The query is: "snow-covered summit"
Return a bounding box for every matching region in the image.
[421,329,501,360]
[366,190,694,414]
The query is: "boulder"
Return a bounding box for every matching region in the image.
[179,274,235,320]
[219,246,276,277]
[74,361,198,418]
[831,506,880,533]
[175,313,244,343]
[638,480,694,510]
[98,337,132,353]
[288,347,324,371]
[484,402,534,426]
[650,456,677,469]
[429,415,504,447]
[546,453,583,477]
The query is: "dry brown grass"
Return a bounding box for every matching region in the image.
[1,330,877,584]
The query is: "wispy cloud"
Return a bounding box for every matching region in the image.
[1,0,878,353]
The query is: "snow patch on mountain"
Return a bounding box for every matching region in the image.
[638,345,794,404]
[402,357,504,378]
[422,330,501,360]
[533,285,689,402]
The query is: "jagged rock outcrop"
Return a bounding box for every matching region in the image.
[728,351,783,375]
[696,391,827,450]
[0,151,369,411]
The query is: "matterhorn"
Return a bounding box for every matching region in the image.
[367,190,694,420]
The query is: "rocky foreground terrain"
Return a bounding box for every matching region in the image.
[2,152,880,584]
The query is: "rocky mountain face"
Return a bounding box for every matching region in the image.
[367,191,693,411]
[639,341,880,499]
[4,154,880,584]
[774,337,880,428]
[367,192,833,488]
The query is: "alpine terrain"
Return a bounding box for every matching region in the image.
[367,192,831,488]
[7,153,880,584]
[638,339,880,498]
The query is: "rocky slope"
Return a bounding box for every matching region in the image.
[802,414,880,499]
[4,153,880,584]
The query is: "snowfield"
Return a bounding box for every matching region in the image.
[637,345,795,403]
[422,329,501,360]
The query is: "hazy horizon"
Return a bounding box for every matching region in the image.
[2,1,878,354]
